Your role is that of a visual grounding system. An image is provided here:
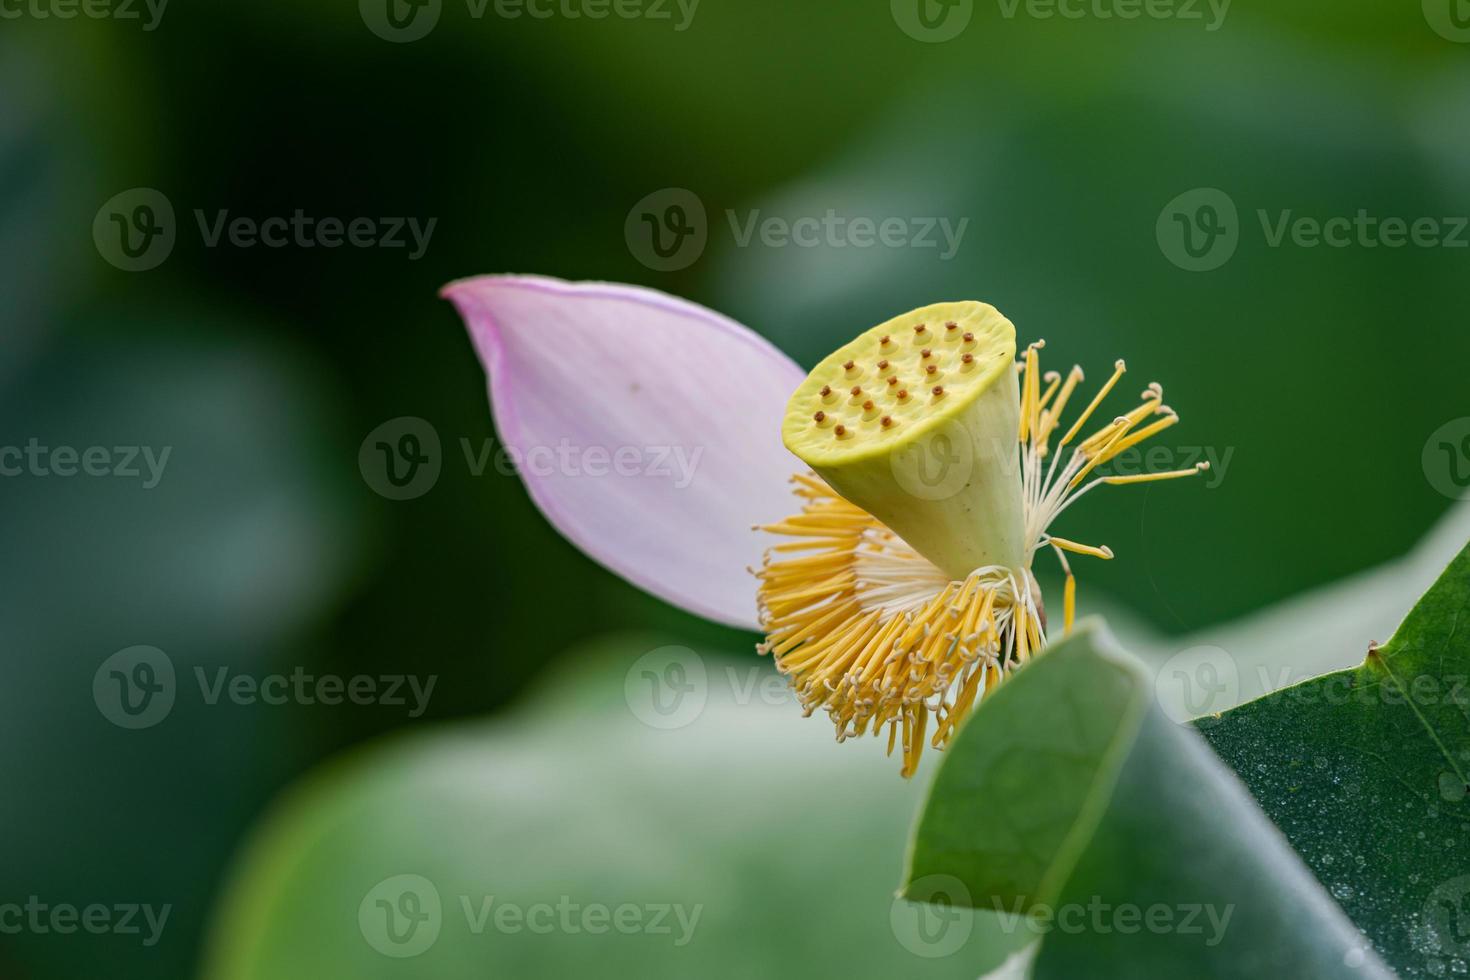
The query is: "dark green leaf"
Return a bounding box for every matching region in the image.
[1205,541,1470,979]
[906,624,1389,979]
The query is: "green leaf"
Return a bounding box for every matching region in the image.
[1204,541,1470,979]
[904,624,1389,979]
[201,637,1033,980]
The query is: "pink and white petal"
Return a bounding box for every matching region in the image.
[442,274,806,631]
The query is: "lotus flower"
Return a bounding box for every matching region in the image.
[443,275,1204,776]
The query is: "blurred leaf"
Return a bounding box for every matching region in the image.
[905,624,1389,979]
[0,36,78,390]
[0,325,360,980]
[200,635,1033,980]
[1204,539,1470,979]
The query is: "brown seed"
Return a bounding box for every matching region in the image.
[877,359,889,370]
[880,416,892,428]
[880,335,891,346]
[897,389,909,400]
[932,385,944,396]
[843,360,855,371]
[850,386,862,396]
[820,385,831,397]
[962,353,974,364]
[962,332,974,342]
[926,364,937,375]
[945,321,958,331]
[834,424,846,436]
[914,323,927,334]
[813,411,825,422]
[921,349,932,358]
[863,400,874,411]
[886,376,898,386]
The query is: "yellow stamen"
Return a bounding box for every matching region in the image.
[1063,573,1076,634]
[1101,463,1209,485]
[1047,536,1115,560]
[1059,359,1126,448]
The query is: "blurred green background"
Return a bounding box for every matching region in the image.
[2,1,1468,977]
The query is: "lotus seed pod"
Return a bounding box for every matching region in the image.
[780,301,1024,579]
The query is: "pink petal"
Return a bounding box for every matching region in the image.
[442,275,806,631]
